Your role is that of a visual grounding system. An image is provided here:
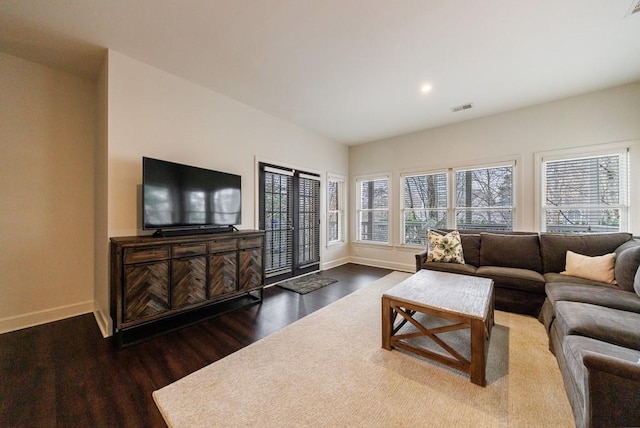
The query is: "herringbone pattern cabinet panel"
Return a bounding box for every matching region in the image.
[124,261,169,322]
[171,256,207,309]
[209,252,237,297]
[240,248,263,291]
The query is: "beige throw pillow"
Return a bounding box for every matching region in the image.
[562,250,616,284]
[426,230,465,264]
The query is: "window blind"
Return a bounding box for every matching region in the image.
[297,174,320,267]
[543,152,628,233]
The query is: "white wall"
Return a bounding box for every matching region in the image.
[0,52,96,333]
[93,50,350,331]
[349,82,640,272]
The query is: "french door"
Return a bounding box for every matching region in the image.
[259,163,321,284]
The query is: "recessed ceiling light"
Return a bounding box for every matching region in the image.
[420,84,432,93]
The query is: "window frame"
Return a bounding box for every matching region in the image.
[536,144,630,233]
[327,173,346,245]
[355,174,391,245]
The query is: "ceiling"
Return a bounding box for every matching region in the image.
[1,0,639,145]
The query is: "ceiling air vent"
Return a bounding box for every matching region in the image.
[451,102,474,113]
[626,0,640,16]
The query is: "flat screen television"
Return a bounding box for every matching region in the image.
[142,157,241,234]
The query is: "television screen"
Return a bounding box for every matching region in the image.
[142,157,241,231]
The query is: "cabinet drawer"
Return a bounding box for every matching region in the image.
[123,246,170,264]
[208,239,237,253]
[172,242,207,257]
[238,236,263,249]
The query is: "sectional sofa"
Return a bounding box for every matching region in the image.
[415,230,640,427]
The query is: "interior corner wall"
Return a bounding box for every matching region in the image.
[349,82,640,272]
[94,53,111,337]
[0,52,96,333]
[104,50,349,331]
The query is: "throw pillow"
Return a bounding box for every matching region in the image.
[561,250,616,284]
[634,266,640,297]
[426,230,465,264]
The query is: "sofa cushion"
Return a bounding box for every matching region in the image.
[635,266,640,297]
[544,272,612,287]
[554,301,640,351]
[426,230,465,264]
[545,282,640,314]
[540,232,632,274]
[421,261,477,276]
[475,266,545,293]
[459,233,481,267]
[616,245,640,292]
[563,251,616,284]
[479,232,542,272]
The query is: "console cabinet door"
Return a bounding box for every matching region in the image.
[208,251,237,298]
[239,248,263,291]
[171,256,207,309]
[123,261,170,323]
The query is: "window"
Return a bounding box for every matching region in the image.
[356,176,389,243]
[542,150,628,233]
[327,175,345,244]
[401,172,448,246]
[454,164,514,231]
[400,162,515,246]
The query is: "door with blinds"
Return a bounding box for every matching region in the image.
[259,163,321,284]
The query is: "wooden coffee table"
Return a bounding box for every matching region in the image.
[382,270,494,386]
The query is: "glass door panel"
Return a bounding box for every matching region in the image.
[260,164,320,284]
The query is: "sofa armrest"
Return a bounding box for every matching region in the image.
[583,351,640,426]
[415,250,427,272]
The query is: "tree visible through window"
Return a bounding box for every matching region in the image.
[402,172,447,245]
[327,176,345,243]
[400,163,515,246]
[455,165,514,231]
[543,153,628,233]
[357,177,389,243]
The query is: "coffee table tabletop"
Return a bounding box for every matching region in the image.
[383,270,493,319]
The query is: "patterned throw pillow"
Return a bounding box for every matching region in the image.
[426,230,465,264]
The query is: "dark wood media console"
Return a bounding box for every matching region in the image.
[110,229,265,346]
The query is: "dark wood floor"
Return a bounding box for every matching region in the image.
[0,264,392,427]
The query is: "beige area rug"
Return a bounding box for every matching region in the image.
[153,271,574,427]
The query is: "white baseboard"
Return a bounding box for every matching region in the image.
[321,257,350,270]
[93,304,113,338]
[0,300,94,335]
[347,256,414,273]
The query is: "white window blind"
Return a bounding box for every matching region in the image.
[542,151,628,233]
